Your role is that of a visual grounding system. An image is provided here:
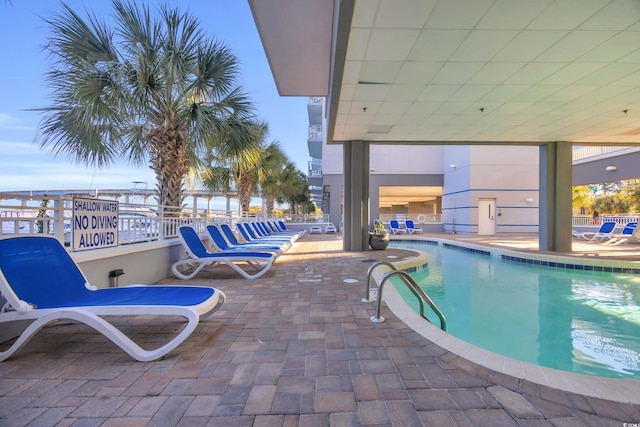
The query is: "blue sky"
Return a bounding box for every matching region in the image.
[0,0,310,194]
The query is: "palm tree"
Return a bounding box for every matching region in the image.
[276,164,310,216]
[35,0,256,212]
[257,142,288,216]
[201,121,267,214]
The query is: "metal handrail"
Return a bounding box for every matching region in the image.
[362,261,397,303]
[371,270,447,331]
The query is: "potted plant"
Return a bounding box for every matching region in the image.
[369,220,390,250]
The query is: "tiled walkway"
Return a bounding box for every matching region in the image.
[1,233,640,426]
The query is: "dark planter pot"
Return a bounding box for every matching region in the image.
[369,233,390,250]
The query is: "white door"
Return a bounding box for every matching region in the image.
[478,199,496,235]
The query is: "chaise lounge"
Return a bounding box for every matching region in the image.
[173,226,275,280]
[0,234,226,362]
[573,221,617,241]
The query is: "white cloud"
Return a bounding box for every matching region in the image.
[0,113,36,131]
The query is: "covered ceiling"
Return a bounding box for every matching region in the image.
[250,0,640,146]
[378,185,441,207]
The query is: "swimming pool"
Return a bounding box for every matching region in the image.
[390,240,640,379]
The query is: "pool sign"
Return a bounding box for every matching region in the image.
[72,198,118,251]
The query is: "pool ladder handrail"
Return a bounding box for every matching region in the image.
[366,262,447,331]
[362,261,397,303]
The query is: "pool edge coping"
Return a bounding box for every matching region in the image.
[381,236,640,406]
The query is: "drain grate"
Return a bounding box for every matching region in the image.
[361,259,377,263]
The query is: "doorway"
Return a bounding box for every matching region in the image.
[478,198,496,235]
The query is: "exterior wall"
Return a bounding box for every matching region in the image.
[370,145,444,174]
[573,150,640,185]
[323,143,344,174]
[72,240,185,288]
[324,141,540,236]
[322,173,344,231]
[442,146,472,233]
[443,146,539,234]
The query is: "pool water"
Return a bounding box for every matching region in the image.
[390,241,640,379]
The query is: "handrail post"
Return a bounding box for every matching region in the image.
[363,261,396,303]
[370,270,447,331]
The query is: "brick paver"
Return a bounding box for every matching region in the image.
[1,233,639,426]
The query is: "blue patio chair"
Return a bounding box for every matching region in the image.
[206,224,283,256]
[173,226,275,280]
[405,219,423,234]
[238,223,293,246]
[219,223,289,253]
[389,219,407,234]
[277,221,306,238]
[0,234,225,362]
[573,221,617,241]
[603,222,637,245]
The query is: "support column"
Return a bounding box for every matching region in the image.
[539,142,573,252]
[343,141,370,251]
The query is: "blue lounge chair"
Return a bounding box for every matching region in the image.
[0,234,225,362]
[603,222,637,245]
[573,221,617,241]
[251,222,296,243]
[325,223,337,233]
[390,219,407,234]
[173,226,275,280]
[237,223,293,246]
[277,221,306,238]
[206,224,283,256]
[405,219,423,234]
[261,221,301,240]
[219,223,288,253]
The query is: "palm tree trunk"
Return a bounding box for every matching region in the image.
[238,173,254,214]
[148,127,188,217]
[265,197,275,216]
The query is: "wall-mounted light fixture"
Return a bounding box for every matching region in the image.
[606,165,617,171]
[449,164,457,169]
[525,198,534,203]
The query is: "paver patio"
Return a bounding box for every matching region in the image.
[1,233,639,426]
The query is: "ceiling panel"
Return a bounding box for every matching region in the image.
[526,0,610,30]
[374,0,435,28]
[450,30,519,62]
[477,0,551,29]
[409,29,469,61]
[536,31,616,62]
[493,31,568,62]
[578,0,640,30]
[467,63,525,84]
[425,0,494,29]
[365,29,420,60]
[359,61,403,83]
[430,63,484,84]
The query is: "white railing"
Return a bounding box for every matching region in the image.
[0,194,240,250]
[308,124,322,139]
[262,213,329,223]
[572,215,639,226]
